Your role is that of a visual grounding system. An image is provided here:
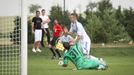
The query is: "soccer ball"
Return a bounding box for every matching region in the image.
[58,60,63,66]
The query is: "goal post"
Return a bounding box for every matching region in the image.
[0,0,27,75]
[21,0,27,75]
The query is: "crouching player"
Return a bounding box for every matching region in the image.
[59,42,108,70]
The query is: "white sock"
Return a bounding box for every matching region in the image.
[90,55,99,61]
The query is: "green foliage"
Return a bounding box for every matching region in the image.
[122,8,134,41]
[49,5,70,29]
[98,0,113,13]
[28,16,34,44]
[29,4,42,14]
[86,14,106,43]
[85,0,132,43]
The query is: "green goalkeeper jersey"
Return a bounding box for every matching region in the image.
[63,43,99,70]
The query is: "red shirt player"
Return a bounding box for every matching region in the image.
[49,19,63,59]
[53,20,63,38]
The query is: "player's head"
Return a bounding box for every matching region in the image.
[69,13,77,23]
[36,10,40,17]
[63,42,70,50]
[41,9,45,15]
[54,19,59,24]
[63,26,68,36]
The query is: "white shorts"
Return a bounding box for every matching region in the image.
[78,39,91,55]
[34,29,42,42]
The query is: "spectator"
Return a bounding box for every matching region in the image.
[40,9,51,47]
[32,11,42,52]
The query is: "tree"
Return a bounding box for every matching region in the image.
[84,0,131,43]
[122,8,134,41]
[29,4,42,14]
[87,2,97,12]
[86,14,106,43]
[49,5,70,28]
[98,0,113,13]
[101,10,130,43]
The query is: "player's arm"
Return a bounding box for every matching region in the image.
[68,24,74,35]
[32,18,35,34]
[43,17,51,24]
[75,23,83,42]
[75,35,81,42]
[32,23,35,34]
[40,19,43,28]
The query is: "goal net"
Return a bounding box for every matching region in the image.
[0,0,27,75]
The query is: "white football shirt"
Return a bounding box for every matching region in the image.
[40,15,49,28]
[69,20,90,42]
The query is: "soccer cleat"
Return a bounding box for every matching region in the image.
[98,58,108,70]
[99,58,107,67]
[36,48,42,52]
[97,64,106,70]
[32,48,36,53]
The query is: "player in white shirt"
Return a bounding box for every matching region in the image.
[40,9,51,47]
[68,13,91,57]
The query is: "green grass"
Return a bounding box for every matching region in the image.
[28,45,134,75]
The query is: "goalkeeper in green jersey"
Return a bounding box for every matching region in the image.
[60,42,108,70]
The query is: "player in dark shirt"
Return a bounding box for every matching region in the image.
[32,11,43,53]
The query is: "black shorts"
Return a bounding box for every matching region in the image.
[51,37,58,46]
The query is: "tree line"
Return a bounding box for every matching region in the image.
[28,0,134,43]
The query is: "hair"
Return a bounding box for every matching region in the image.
[41,9,45,12]
[36,10,40,14]
[63,42,70,50]
[70,13,78,18]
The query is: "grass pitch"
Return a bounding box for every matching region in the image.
[28,45,134,75]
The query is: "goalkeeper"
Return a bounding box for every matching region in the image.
[60,42,107,70]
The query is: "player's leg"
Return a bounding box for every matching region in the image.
[88,56,108,70]
[81,40,90,57]
[32,30,38,52]
[55,49,61,58]
[41,29,45,47]
[32,42,37,52]
[36,30,42,52]
[80,58,99,70]
[45,28,51,45]
[52,37,61,58]
[89,55,99,61]
[49,37,57,59]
